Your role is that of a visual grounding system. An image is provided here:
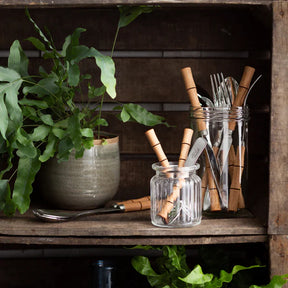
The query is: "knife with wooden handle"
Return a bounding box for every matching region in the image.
[181,67,222,203]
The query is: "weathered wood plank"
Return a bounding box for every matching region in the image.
[0,0,273,9]
[268,1,288,235]
[269,235,288,287]
[0,210,266,237]
[0,235,268,246]
[21,58,269,105]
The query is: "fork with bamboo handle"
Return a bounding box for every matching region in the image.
[145,128,193,223]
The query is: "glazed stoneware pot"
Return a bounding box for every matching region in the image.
[39,136,120,210]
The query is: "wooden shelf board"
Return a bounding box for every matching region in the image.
[0,210,267,246]
[0,0,273,8]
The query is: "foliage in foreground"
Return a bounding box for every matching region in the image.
[131,245,288,288]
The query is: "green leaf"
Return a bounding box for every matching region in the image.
[95,118,108,127]
[0,179,9,210]
[67,111,82,150]
[180,265,214,285]
[250,274,288,288]
[82,138,94,150]
[4,79,23,128]
[22,106,39,122]
[16,128,37,158]
[12,154,41,214]
[120,106,131,122]
[90,48,116,99]
[19,98,49,109]
[39,133,57,162]
[81,128,94,138]
[61,28,86,57]
[131,256,159,277]
[0,181,15,216]
[88,84,106,99]
[52,127,66,139]
[163,246,183,271]
[121,103,169,127]
[16,142,37,159]
[67,62,80,87]
[29,125,50,142]
[23,75,59,97]
[8,40,29,77]
[0,138,15,179]
[0,92,9,139]
[0,66,21,82]
[57,136,74,161]
[54,118,69,129]
[67,45,90,63]
[26,36,46,51]
[25,9,54,51]
[118,6,155,28]
[39,113,54,126]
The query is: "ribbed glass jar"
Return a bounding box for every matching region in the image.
[190,106,249,213]
[150,162,202,228]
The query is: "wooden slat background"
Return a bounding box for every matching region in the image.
[0,7,271,224]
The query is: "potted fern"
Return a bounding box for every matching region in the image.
[0,7,167,215]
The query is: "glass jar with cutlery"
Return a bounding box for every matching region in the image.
[190,106,249,213]
[150,162,202,227]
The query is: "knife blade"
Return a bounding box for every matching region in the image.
[181,67,222,201]
[185,137,207,167]
[217,66,255,174]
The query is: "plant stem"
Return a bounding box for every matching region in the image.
[97,94,105,139]
[111,26,120,57]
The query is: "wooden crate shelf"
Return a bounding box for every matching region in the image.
[0,1,287,285]
[0,210,267,246]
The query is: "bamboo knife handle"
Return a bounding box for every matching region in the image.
[145,129,169,167]
[181,67,206,132]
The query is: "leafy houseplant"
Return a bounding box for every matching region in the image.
[131,245,288,288]
[0,7,168,216]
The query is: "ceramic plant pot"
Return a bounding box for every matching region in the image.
[39,136,120,210]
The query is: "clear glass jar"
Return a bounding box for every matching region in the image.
[150,162,202,228]
[190,106,249,213]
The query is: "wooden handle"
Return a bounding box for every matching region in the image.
[201,169,208,210]
[178,128,194,167]
[181,67,206,132]
[235,65,256,106]
[205,149,221,211]
[116,197,151,212]
[145,129,169,167]
[158,128,193,223]
[228,145,246,211]
[229,66,255,131]
[229,77,236,104]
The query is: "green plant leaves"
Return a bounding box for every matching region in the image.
[250,274,288,288]
[0,67,23,139]
[0,7,168,216]
[118,103,169,127]
[131,246,287,288]
[180,265,213,285]
[90,48,116,99]
[118,6,155,28]
[12,154,41,214]
[0,180,9,210]
[8,40,29,77]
